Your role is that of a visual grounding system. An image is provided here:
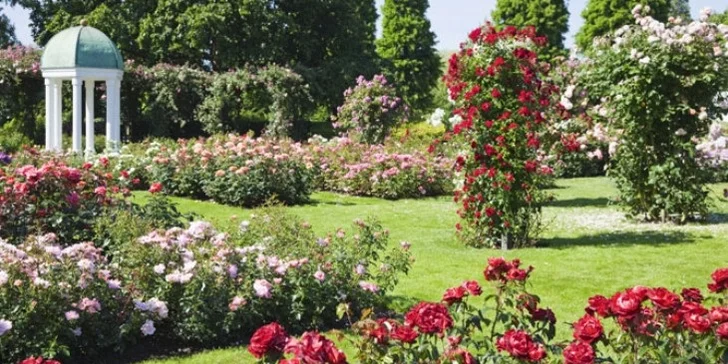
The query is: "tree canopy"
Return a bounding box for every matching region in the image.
[0,6,17,47]
[491,0,570,59]
[377,0,441,112]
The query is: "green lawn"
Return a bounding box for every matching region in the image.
[134,177,728,364]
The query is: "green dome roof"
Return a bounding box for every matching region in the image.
[41,25,123,70]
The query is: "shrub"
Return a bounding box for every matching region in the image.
[146,135,315,207]
[115,215,411,344]
[0,235,126,360]
[333,75,408,144]
[308,137,454,199]
[697,121,728,182]
[443,24,557,248]
[0,46,43,145]
[581,8,728,222]
[196,66,314,138]
[0,156,131,245]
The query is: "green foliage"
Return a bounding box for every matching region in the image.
[575,0,671,51]
[0,46,44,145]
[581,12,728,222]
[710,10,728,25]
[196,66,313,138]
[0,6,17,47]
[491,0,570,60]
[12,0,379,112]
[377,0,441,113]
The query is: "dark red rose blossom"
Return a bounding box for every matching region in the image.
[679,302,711,333]
[610,291,642,318]
[717,322,728,340]
[462,280,482,296]
[681,288,704,303]
[531,308,556,324]
[404,302,453,334]
[391,324,418,343]
[708,268,728,293]
[284,331,346,364]
[279,359,302,364]
[496,329,546,362]
[709,307,728,323]
[248,322,289,358]
[468,27,482,42]
[443,286,468,305]
[648,287,681,311]
[563,341,595,364]
[572,314,603,344]
[586,295,611,317]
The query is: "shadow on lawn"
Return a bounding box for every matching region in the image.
[546,197,611,208]
[306,198,356,207]
[538,230,693,249]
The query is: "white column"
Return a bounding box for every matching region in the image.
[85,80,95,155]
[71,78,82,153]
[44,78,54,151]
[105,78,121,153]
[52,80,63,151]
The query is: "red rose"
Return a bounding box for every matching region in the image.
[248,322,289,358]
[484,257,510,281]
[404,302,453,334]
[462,280,482,296]
[679,302,711,333]
[148,182,163,194]
[280,359,301,364]
[708,268,728,293]
[284,331,346,364]
[496,329,545,362]
[648,287,681,311]
[491,88,502,98]
[443,286,467,305]
[563,341,595,364]
[531,308,556,324]
[717,322,728,340]
[709,307,728,323]
[681,288,703,303]
[610,291,642,318]
[391,324,418,343]
[585,295,610,317]
[572,314,603,344]
[365,320,390,344]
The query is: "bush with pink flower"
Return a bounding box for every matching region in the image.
[308,136,454,199]
[333,75,408,144]
[114,210,411,345]
[0,234,125,360]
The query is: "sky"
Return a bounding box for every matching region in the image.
[3,0,727,50]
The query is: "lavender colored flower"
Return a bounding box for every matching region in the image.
[141,320,156,336]
[65,310,80,321]
[0,152,11,165]
[254,279,272,298]
[0,319,11,336]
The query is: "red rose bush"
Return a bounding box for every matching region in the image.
[442,24,557,248]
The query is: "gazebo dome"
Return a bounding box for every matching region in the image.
[41,25,123,70]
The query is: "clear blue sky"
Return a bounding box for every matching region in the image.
[4,0,727,50]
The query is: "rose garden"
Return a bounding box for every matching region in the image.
[1,2,728,364]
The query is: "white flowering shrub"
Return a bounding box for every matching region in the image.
[581,6,728,222]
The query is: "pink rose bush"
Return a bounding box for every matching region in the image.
[333,75,408,144]
[0,155,131,244]
[308,136,454,199]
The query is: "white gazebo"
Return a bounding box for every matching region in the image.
[40,20,124,154]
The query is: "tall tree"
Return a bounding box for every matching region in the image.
[377,0,441,112]
[0,5,17,47]
[491,0,570,59]
[576,0,670,51]
[710,9,728,24]
[668,0,691,20]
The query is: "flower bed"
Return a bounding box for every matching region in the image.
[0,212,411,362]
[308,137,454,199]
[250,258,728,363]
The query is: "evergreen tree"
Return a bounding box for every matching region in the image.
[668,0,691,20]
[0,6,17,47]
[576,0,670,51]
[377,0,441,112]
[491,0,570,59]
